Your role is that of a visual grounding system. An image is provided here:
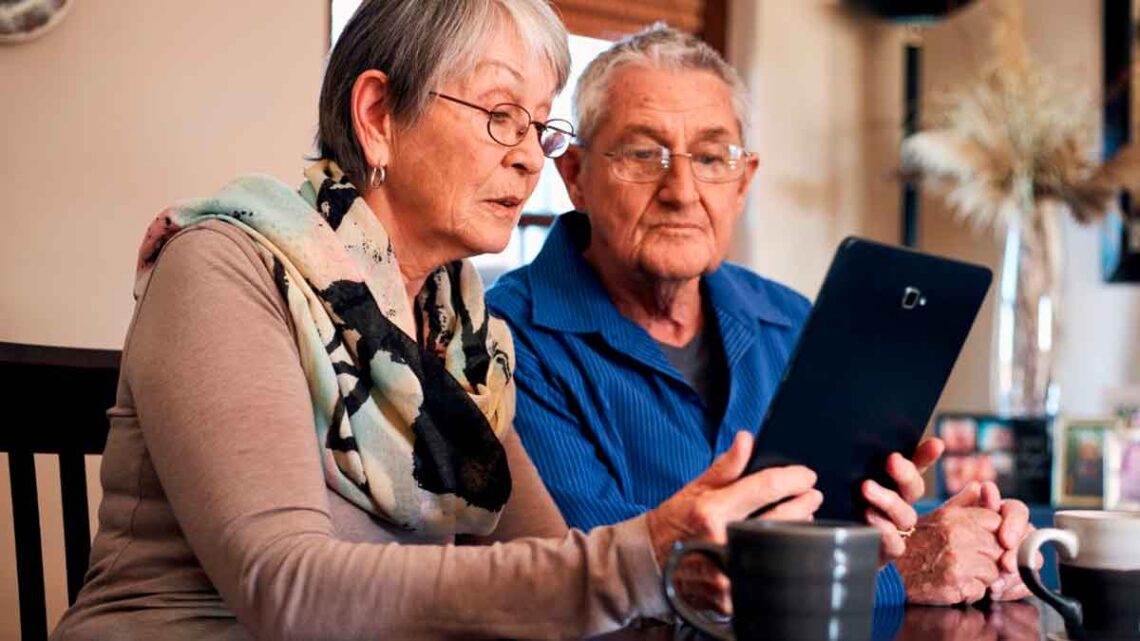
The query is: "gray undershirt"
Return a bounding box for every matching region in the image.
[656,308,729,439]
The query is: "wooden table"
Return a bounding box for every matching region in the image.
[593,599,1067,640]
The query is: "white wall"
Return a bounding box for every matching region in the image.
[728,0,905,298]
[0,1,326,349]
[728,0,1140,417]
[1026,2,1140,414]
[0,2,325,638]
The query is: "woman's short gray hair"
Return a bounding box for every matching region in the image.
[317,0,570,186]
[573,23,749,146]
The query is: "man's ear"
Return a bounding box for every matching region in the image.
[350,70,395,177]
[734,152,760,212]
[555,145,589,211]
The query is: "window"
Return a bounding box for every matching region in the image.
[329,1,610,282]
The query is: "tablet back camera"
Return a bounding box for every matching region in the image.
[902,286,926,310]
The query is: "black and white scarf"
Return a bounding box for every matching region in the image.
[135,160,515,535]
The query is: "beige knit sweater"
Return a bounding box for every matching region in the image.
[51,221,667,641]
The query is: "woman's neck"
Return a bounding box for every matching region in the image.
[363,190,448,308]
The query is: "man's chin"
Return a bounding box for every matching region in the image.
[637,254,714,283]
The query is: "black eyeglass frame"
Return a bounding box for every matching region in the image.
[430,91,575,158]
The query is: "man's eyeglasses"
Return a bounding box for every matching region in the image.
[430,92,575,159]
[583,143,755,183]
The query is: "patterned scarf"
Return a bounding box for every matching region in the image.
[134,161,515,536]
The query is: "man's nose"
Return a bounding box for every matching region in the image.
[657,155,700,206]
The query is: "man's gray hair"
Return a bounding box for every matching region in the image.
[317,0,570,186]
[573,23,749,146]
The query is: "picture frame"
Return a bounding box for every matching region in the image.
[1052,417,1116,508]
[1105,428,1140,511]
[933,413,1051,503]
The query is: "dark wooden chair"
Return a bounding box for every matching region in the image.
[0,342,119,641]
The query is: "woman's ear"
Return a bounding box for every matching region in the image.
[351,70,395,171]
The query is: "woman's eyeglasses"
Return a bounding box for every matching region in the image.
[430,92,574,159]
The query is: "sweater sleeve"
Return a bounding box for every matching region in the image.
[124,223,668,640]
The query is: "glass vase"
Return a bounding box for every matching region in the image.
[992,200,1063,417]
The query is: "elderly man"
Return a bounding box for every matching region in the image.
[487,24,1033,609]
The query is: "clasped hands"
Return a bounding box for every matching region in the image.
[645,431,1035,613]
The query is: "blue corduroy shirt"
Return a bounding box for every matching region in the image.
[487,212,906,606]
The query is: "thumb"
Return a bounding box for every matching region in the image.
[980,481,1002,511]
[943,481,983,508]
[698,430,753,487]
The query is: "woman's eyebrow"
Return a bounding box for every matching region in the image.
[474,59,524,85]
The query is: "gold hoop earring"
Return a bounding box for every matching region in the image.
[369,165,387,189]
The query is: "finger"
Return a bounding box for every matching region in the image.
[994,581,1032,602]
[961,577,990,604]
[697,430,754,486]
[911,437,945,472]
[762,489,822,521]
[960,506,1003,532]
[866,509,906,560]
[971,552,1002,585]
[862,479,917,531]
[988,570,1017,599]
[725,465,818,517]
[675,577,733,614]
[980,481,1002,511]
[967,532,1005,562]
[997,499,1030,550]
[999,547,1018,574]
[674,560,733,614]
[886,453,926,503]
[943,481,982,508]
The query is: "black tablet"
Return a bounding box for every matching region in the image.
[745,237,992,520]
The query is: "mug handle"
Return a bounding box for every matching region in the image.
[663,540,733,641]
[1017,528,1083,632]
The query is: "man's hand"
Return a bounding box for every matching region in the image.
[646,431,822,613]
[862,437,945,563]
[976,482,1035,601]
[895,482,1010,604]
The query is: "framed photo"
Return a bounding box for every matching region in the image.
[1105,429,1140,511]
[933,414,1050,503]
[1052,417,1115,507]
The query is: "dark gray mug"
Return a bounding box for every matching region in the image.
[663,520,881,641]
[1018,510,1140,640]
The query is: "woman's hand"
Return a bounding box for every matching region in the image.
[645,431,821,613]
[862,437,944,564]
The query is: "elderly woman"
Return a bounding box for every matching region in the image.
[51,2,823,639]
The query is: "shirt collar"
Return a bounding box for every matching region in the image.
[528,211,793,334]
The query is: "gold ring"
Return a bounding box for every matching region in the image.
[897,526,916,539]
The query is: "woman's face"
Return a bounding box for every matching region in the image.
[382,23,556,263]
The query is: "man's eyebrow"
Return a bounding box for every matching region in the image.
[617,124,670,143]
[691,125,735,141]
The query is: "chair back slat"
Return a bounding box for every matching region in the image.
[59,450,93,604]
[1,342,119,640]
[9,449,48,641]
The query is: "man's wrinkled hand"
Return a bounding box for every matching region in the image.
[895,482,1006,604]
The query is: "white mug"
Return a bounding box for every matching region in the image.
[1017,510,1140,639]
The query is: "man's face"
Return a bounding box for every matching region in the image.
[556,66,758,282]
